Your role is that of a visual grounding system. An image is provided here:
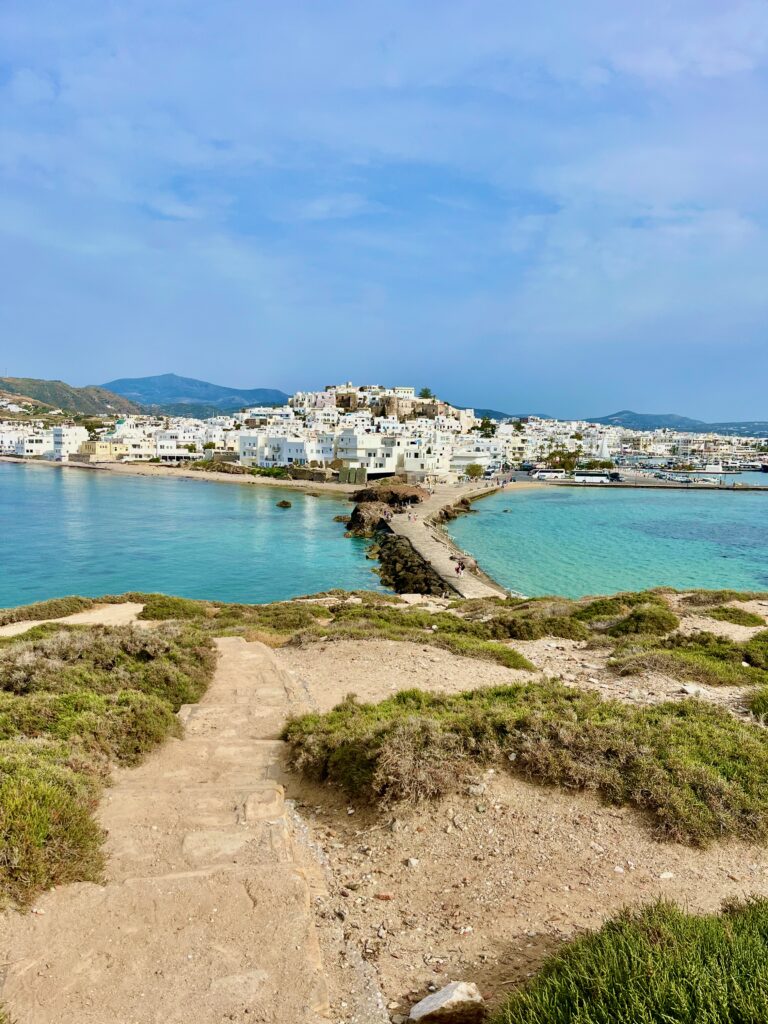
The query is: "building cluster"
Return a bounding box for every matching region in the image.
[1,383,766,481]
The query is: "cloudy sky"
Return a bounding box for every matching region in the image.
[2,1,767,418]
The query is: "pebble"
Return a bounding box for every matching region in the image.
[659,871,675,880]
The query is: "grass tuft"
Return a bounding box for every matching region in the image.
[491,898,768,1024]
[706,605,766,627]
[607,604,680,636]
[610,631,768,687]
[284,680,768,845]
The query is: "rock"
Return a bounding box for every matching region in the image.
[659,871,675,880]
[680,684,703,696]
[408,981,485,1022]
[405,857,420,868]
[351,483,429,507]
[467,783,486,797]
[276,499,292,508]
[347,501,392,538]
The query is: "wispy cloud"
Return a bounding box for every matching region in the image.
[0,0,766,416]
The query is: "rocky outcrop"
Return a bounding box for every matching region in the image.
[346,501,392,538]
[432,498,474,524]
[351,483,428,507]
[376,534,449,595]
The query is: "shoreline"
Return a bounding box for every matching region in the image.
[0,455,357,497]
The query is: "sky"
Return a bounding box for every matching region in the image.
[1,1,767,419]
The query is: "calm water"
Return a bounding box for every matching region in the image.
[0,463,379,608]
[449,484,768,597]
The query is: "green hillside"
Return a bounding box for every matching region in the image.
[0,378,142,415]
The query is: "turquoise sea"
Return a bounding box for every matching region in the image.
[0,463,379,608]
[449,484,768,598]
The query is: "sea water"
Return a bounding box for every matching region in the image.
[0,462,379,607]
[448,484,768,597]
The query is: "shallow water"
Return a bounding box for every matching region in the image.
[0,463,379,607]
[448,484,768,597]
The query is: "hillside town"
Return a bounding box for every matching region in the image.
[1,382,767,482]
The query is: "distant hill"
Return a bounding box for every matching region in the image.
[460,407,550,421]
[589,410,768,437]
[0,377,141,415]
[103,373,289,413]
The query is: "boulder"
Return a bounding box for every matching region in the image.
[346,501,392,538]
[276,499,292,508]
[409,981,485,1022]
[351,483,428,507]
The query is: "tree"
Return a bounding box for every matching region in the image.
[545,447,580,473]
[513,420,524,432]
[465,463,484,479]
[418,387,434,399]
[202,442,215,450]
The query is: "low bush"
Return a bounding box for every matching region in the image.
[284,681,768,844]
[492,614,590,642]
[0,739,104,907]
[706,605,766,627]
[137,595,210,621]
[607,604,680,636]
[748,686,768,719]
[492,898,768,1024]
[680,589,768,608]
[0,689,179,764]
[610,631,768,687]
[0,596,95,627]
[572,591,666,623]
[0,623,216,710]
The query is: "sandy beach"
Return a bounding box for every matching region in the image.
[0,455,357,496]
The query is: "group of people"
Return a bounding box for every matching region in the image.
[454,559,466,577]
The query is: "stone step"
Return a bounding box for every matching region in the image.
[1,866,330,1024]
[178,702,287,740]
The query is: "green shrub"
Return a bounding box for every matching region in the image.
[681,589,768,608]
[493,614,590,642]
[284,681,768,844]
[0,623,216,710]
[492,899,768,1024]
[748,686,768,719]
[611,630,768,687]
[137,595,209,620]
[707,606,766,627]
[0,690,179,764]
[608,604,680,636]
[572,591,666,623]
[744,631,768,670]
[0,596,95,627]
[0,740,104,907]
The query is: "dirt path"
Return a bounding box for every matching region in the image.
[0,602,144,638]
[0,637,331,1024]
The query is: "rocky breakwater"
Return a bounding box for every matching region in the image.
[343,481,448,595]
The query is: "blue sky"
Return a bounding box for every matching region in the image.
[1,1,767,418]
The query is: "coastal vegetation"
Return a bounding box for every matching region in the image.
[491,898,768,1024]
[0,622,215,907]
[283,680,768,845]
[706,604,766,627]
[0,595,95,627]
[610,630,768,688]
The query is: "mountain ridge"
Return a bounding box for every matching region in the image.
[103,373,290,412]
[0,377,141,415]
